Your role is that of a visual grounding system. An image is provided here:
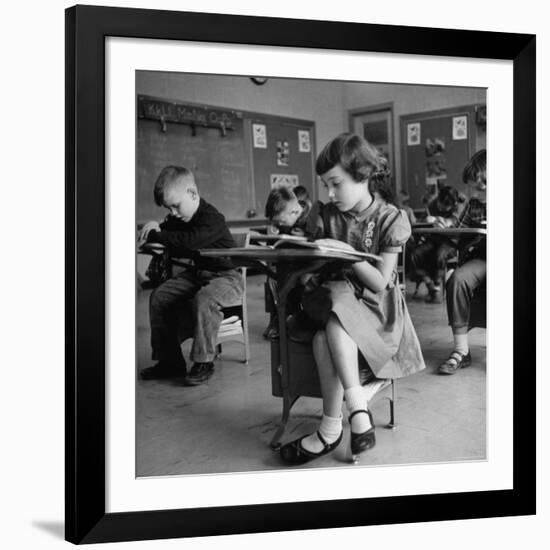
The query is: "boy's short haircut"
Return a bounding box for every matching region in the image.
[264,187,297,219]
[462,149,486,184]
[153,165,195,206]
[293,185,310,202]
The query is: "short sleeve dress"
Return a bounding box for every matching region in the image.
[312,198,426,379]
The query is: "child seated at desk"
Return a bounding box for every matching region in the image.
[279,133,425,465]
[409,185,464,303]
[438,149,487,375]
[264,185,323,237]
[262,186,323,339]
[138,165,243,386]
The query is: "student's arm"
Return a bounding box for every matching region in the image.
[138,221,161,244]
[147,211,229,254]
[314,237,397,292]
[350,253,397,293]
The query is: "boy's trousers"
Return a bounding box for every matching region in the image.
[149,268,243,365]
[445,258,486,329]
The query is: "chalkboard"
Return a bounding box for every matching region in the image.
[137,104,252,223]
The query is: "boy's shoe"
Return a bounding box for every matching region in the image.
[425,289,443,304]
[438,351,472,375]
[182,362,215,386]
[140,361,186,380]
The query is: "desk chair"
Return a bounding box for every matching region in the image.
[215,232,251,363]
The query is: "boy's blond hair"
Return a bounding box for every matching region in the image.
[153,165,197,206]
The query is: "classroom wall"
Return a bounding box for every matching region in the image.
[136,72,347,203]
[342,83,487,192]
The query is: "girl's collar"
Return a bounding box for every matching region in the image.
[351,194,377,221]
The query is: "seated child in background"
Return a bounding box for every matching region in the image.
[264,186,323,238]
[409,185,464,303]
[138,165,243,386]
[262,186,323,339]
[438,149,487,375]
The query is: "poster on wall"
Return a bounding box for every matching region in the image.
[298,129,311,152]
[276,140,290,166]
[452,115,468,140]
[270,174,299,189]
[252,123,267,148]
[425,136,447,188]
[407,122,421,145]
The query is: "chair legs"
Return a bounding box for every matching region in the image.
[385,379,397,430]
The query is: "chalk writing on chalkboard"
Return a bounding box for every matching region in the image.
[138,95,241,135]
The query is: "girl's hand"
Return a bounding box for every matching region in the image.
[290,227,305,236]
[266,224,280,235]
[315,238,355,251]
[138,221,160,244]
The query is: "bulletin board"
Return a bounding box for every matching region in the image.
[249,115,316,218]
[400,104,486,209]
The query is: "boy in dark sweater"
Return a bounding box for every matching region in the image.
[138,165,243,386]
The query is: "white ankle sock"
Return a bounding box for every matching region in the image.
[301,413,342,454]
[344,386,372,433]
[453,333,469,356]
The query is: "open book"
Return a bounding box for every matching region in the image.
[254,234,381,262]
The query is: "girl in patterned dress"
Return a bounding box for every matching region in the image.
[280,133,425,465]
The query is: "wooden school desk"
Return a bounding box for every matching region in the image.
[412,226,487,238]
[198,245,389,449]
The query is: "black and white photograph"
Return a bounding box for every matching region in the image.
[135,71,488,477]
[10,0,533,547]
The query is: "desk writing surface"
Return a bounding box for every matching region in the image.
[412,227,487,236]
[199,247,370,264]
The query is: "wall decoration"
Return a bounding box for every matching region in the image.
[270,174,299,189]
[298,130,311,152]
[276,140,290,166]
[476,105,487,130]
[452,115,468,140]
[425,136,447,187]
[252,123,267,148]
[407,122,421,145]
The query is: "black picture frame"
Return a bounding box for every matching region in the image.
[65,5,536,544]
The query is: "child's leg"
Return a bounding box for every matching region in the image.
[433,241,457,287]
[190,271,244,364]
[325,314,372,434]
[148,272,199,368]
[297,329,343,454]
[446,259,486,336]
[440,259,486,373]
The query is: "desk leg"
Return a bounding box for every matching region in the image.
[270,264,318,451]
[385,379,397,430]
[270,393,299,450]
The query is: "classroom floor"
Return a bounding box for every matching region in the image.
[136,274,486,477]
